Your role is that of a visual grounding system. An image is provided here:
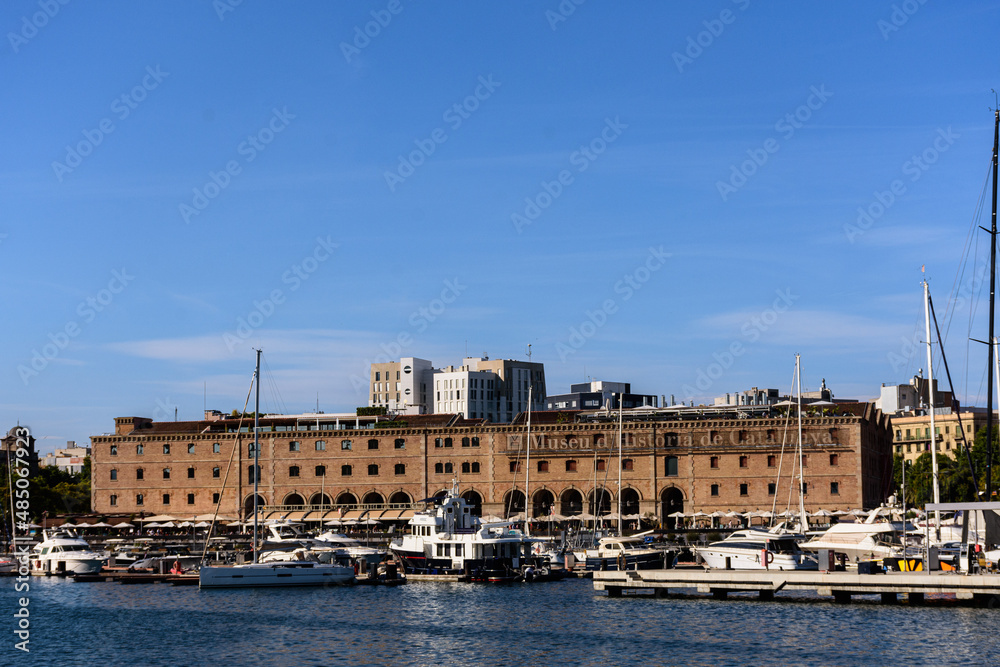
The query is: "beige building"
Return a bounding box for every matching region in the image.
[891,410,990,464]
[90,404,893,525]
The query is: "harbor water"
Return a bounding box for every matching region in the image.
[4,576,999,666]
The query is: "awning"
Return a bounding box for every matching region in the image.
[340,510,369,520]
[376,509,415,521]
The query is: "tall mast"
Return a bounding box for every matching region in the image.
[988,108,999,500]
[252,348,261,565]
[924,279,941,539]
[524,384,531,536]
[796,355,807,533]
[617,392,624,536]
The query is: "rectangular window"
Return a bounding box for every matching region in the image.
[136,494,144,506]
[368,439,379,450]
[136,468,144,480]
[395,438,405,449]
[110,494,117,506]
[368,464,379,476]
[315,465,326,476]
[622,459,634,471]
[213,466,220,478]
[739,483,748,496]
[566,460,577,472]
[162,493,170,505]
[163,444,170,455]
[595,460,606,472]
[289,441,300,452]
[110,469,117,481]
[739,456,748,468]
[110,445,118,456]
[537,461,549,472]
[187,493,195,505]
[316,440,327,451]
[342,465,352,476]
[829,453,839,466]
[509,461,520,473]
[187,443,195,454]
[767,455,776,467]
[163,468,171,480]
[395,463,405,475]
[213,443,221,453]
[187,467,195,479]
[831,481,840,495]
[768,483,776,495]
[289,466,300,477]
[710,456,719,469]
[710,484,719,497]
[665,457,678,477]
[213,493,220,504]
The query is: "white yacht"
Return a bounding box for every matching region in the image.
[31,529,106,575]
[390,481,545,582]
[694,529,817,571]
[799,511,907,563]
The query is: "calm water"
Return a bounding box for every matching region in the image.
[3,576,998,666]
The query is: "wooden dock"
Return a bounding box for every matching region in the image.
[592,568,1000,606]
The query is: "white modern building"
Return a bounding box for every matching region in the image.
[369,356,545,422]
[40,441,91,474]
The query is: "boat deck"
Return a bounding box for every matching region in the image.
[592,567,1000,605]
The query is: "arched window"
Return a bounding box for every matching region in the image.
[444,462,453,474]
[434,463,444,474]
[213,466,220,478]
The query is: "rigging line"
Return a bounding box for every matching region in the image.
[199,364,257,563]
[942,158,992,332]
[943,161,992,326]
[928,293,980,495]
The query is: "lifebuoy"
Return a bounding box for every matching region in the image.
[764,551,774,565]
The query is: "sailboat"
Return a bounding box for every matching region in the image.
[199,350,355,588]
[697,355,818,570]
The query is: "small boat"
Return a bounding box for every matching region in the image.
[30,528,106,575]
[694,530,817,571]
[583,535,675,571]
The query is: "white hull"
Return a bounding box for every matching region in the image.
[199,561,355,588]
[695,546,814,571]
[31,555,105,575]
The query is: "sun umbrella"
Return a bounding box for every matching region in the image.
[812,509,833,517]
[60,523,78,528]
[194,521,211,528]
[144,522,162,528]
[75,522,93,528]
[668,511,686,518]
[158,521,176,528]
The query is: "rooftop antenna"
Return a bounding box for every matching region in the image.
[316,392,320,413]
[526,343,532,362]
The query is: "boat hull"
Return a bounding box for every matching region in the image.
[31,556,105,575]
[199,562,355,588]
[584,551,671,572]
[695,546,816,571]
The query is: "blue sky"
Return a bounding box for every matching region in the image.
[3,1,1000,453]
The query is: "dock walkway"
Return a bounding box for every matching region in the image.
[592,568,1000,605]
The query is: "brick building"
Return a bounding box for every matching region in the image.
[90,404,893,525]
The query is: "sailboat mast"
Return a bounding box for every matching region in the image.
[795,354,807,533]
[617,393,623,536]
[524,385,532,536]
[924,279,941,538]
[252,348,261,565]
[988,108,999,500]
